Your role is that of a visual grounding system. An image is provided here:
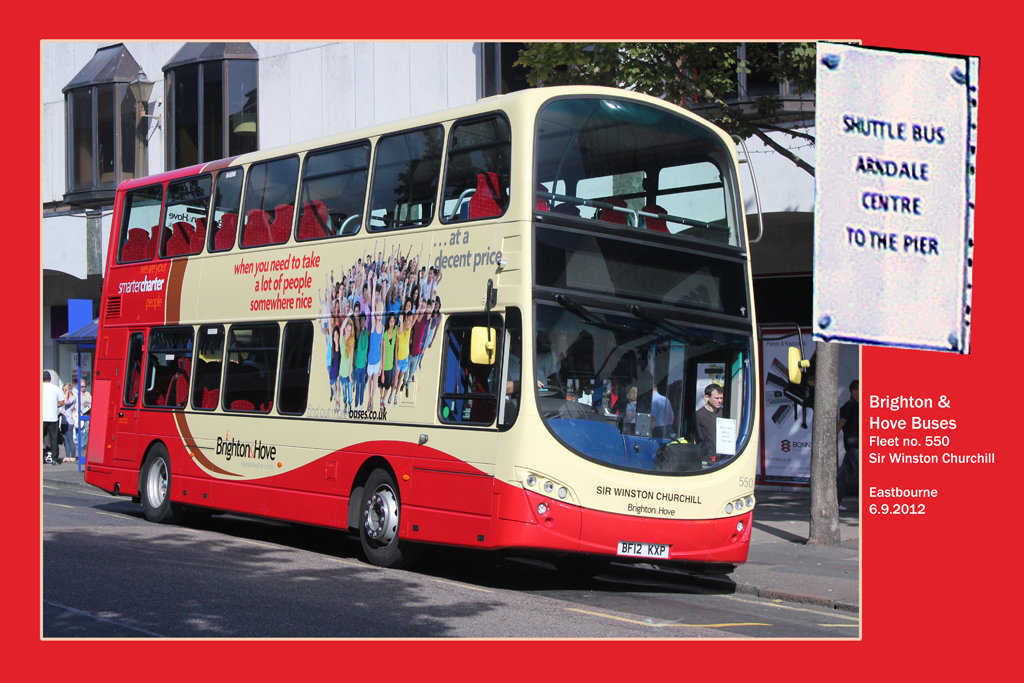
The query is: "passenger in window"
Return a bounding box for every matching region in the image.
[695,383,724,459]
[651,383,675,439]
[617,385,638,435]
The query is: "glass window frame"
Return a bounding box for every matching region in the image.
[437,313,505,427]
[278,321,315,415]
[160,173,213,258]
[239,154,300,249]
[367,124,445,232]
[117,183,165,264]
[142,326,195,409]
[65,82,147,202]
[191,324,226,411]
[124,332,146,407]
[208,167,245,252]
[296,141,371,242]
[223,323,280,413]
[532,95,743,248]
[165,55,259,170]
[440,113,512,225]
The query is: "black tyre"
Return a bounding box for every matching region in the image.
[140,445,176,523]
[359,469,419,568]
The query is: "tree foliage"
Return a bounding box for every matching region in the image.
[516,42,817,174]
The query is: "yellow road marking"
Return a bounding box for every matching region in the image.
[431,578,494,593]
[94,510,137,521]
[724,595,860,621]
[326,557,373,568]
[566,607,768,628]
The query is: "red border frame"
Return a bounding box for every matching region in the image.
[25,10,1013,676]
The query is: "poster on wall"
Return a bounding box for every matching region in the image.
[760,330,860,484]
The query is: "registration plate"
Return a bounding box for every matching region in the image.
[617,541,670,559]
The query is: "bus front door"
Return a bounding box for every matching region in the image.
[112,331,145,466]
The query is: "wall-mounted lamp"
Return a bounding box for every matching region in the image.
[128,68,160,138]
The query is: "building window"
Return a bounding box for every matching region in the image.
[481,43,529,97]
[63,44,150,207]
[164,42,258,170]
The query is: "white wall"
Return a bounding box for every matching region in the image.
[42,40,483,279]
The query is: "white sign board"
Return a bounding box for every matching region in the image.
[814,43,978,353]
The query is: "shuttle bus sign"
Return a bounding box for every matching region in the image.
[814,43,978,353]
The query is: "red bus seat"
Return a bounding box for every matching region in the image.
[597,198,628,225]
[269,204,294,243]
[535,184,550,212]
[469,172,504,219]
[642,204,669,233]
[192,218,206,251]
[165,222,194,257]
[241,209,272,247]
[298,200,330,240]
[122,228,152,262]
[214,213,238,251]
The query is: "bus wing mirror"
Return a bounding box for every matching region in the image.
[787,346,809,384]
[471,327,497,365]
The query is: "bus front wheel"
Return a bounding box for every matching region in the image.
[359,469,418,568]
[141,445,175,524]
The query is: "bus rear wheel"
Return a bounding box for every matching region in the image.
[359,469,418,568]
[141,445,175,524]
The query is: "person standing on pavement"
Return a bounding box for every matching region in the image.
[59,383,76,462]
[42,371,66,465]
[64,376,92,462]
[836,379,859,511]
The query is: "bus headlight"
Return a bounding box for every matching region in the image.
[558,487,568,499]
[537,503,549,515]
[724,494,755,516]
[543,481,554,494]
[526,475,537,488]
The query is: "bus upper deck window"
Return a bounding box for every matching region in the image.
[441,115,511,223]
[368,126,443,231]
[119,184,163,263]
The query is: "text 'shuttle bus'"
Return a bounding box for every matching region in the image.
[85,86,759,571]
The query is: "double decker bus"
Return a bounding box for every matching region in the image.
[85,86,759,571]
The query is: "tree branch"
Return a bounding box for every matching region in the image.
[751,128,816,177]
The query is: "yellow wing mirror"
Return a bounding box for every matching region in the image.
[788,346,810,384]
[471,327,497,365]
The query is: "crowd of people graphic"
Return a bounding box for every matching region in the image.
[319,244,443,413]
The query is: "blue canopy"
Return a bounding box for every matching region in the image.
[56,318,98,345]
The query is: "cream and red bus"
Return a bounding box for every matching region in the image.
[85,86,759,571]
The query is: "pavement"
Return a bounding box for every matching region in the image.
[42,458,859,614]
